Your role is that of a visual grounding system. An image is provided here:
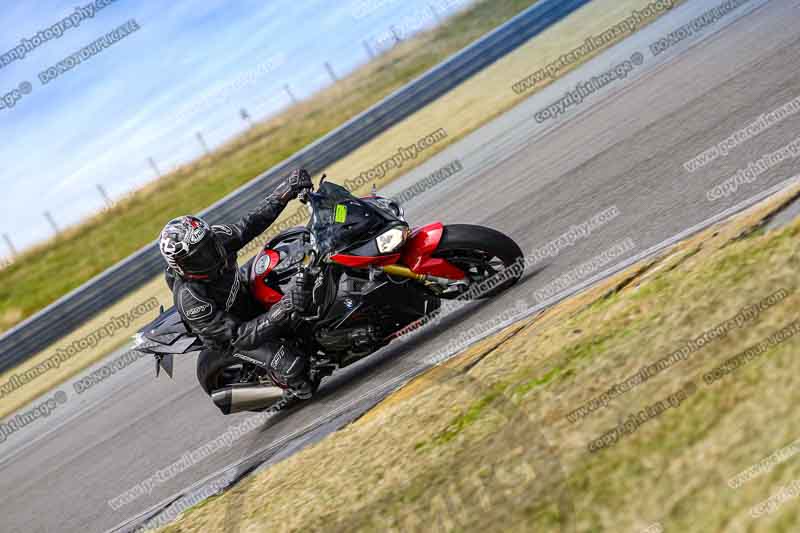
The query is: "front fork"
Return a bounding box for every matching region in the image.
[373,264,469,295]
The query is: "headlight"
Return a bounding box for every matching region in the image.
[254,253,272,275]
[376,227,409,254]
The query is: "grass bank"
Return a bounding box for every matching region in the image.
[157,185,800,532]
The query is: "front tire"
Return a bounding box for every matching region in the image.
[433,224,524,300]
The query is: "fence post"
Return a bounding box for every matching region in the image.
[44,211,59,236]
[240,108,254,128]
[324,61,338,83]
[390,25,403,44]
[196,132,210,156]
[284,84,298,105]
[3,233,16,257]
[96,184,113,208]
[429,4,442,24]
[363,40,375,59]
[148,157,161,179]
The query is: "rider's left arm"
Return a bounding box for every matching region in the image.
[214,169,312,253]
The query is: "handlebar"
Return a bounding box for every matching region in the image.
[298,172,327,204]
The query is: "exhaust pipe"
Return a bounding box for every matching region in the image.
[211,384,285,415]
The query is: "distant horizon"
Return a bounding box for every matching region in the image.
[0,0,474,260]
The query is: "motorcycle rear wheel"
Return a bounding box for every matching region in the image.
[196,351,247,395]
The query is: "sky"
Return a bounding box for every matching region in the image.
[0,0,474,258]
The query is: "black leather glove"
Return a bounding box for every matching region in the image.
[273,168,313,203]
[265,293,299,325]
[290,271,315,313]
[265,273,313,324]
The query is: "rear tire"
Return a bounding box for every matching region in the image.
[196,350,245,395]
[434,224,524,300]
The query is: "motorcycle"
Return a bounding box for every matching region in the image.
[135,175,524,414]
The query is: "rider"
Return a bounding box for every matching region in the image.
[158,168,315,403]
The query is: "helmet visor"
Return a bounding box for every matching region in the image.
[180,234,226,278]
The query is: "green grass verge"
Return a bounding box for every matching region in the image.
[0,0,540,333]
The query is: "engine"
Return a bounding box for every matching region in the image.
[315,325,383,354]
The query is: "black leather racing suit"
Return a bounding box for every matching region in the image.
[165,185,308,391]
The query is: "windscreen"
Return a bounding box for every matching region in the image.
[308,182,396,256]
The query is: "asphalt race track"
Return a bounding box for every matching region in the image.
[2,1,800,531]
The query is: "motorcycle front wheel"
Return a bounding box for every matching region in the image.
[433,224,524,300]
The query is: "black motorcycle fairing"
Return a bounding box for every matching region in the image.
[361,196,405,220]
[339,222,408,257]
[136,306,203,355]
[145,336,199,355]
[311,269,439,360]
[269,231,310,285]
[308,182,402,257]
[266,226,311,251]
[146,306,187,335]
